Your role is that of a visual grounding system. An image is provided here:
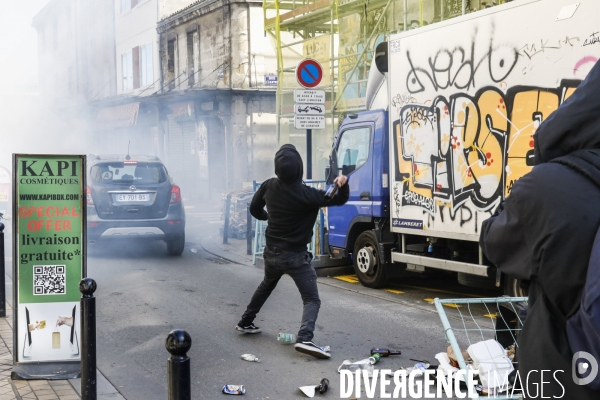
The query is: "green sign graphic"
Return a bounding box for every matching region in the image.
[13,154,86,364]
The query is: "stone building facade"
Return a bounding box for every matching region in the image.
[156,0,277,200]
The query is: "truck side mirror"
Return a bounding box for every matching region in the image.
[374,42,388,73]
[342,164,356,175]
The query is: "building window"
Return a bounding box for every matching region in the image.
[167,39,176,90]
[186,31,199,87]
[122,51,133,91]
[121,0,130,13]
[121,0,139,13]
[140,44,153,86]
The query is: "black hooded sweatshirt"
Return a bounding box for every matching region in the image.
[480,61,600,398]
[250,144,349,252]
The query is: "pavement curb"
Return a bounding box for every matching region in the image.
[199,235,255,267]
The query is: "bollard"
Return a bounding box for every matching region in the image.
[166,329,192,400]
[223,194,231,244]
[0,223,5,317]
[246,203,252,255]
[80,278,97,400]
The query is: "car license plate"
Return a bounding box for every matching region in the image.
[115,194,150,202]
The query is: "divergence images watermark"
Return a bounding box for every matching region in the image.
[340,355,599,399]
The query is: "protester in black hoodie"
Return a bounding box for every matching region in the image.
[480,61,600,398]
[236,144,349,359]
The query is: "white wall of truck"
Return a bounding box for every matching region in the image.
[388,0,600,242]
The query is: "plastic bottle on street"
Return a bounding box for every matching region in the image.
[338,359,375,377]
[277,332,297,344]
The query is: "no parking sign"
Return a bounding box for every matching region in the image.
[296,59,323,89]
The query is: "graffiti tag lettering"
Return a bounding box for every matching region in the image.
[584,32,600,47]
[519,36,580,59]
[395,81,580,214]
[405,35,520,94]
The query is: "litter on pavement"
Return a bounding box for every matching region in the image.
[467,339,514,388]
[222,384,245,395]
[447,345,471,365]
[299,378,329,397]
[337,359,375,377]
[240,353,260,362]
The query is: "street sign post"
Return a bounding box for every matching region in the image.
[295,59,326,179]
[11,154,86,380]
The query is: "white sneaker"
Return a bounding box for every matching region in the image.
[294,341,331,359]
[235,323,261,334]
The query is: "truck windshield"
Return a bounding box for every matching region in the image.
[336,127,371,174]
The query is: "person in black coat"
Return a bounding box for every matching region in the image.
[236,144,349,359]
[480,61,600,398]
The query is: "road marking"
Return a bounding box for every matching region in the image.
[334,275,360,284]
[384,289,404,295]
[401,284,483,298]
[424,298,461,308]
[484,313,498,319]
[443,303,462,309]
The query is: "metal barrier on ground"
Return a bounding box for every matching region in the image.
[251,180,327,265]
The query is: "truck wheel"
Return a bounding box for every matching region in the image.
[353,231,386,288]
[457,272,496,289]
[503,276,528,297]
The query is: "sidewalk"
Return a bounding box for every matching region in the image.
[0,302,125,400]
[200,233,255,267]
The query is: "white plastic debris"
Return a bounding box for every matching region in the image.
[337,359,375,378]
[241,353,260,362]
[299,385,317,397]
[190,248,197,253]
[467,339,513,388]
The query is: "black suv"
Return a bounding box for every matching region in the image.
[86,155,186,255]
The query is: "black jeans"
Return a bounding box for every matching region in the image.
[239,245,321,342]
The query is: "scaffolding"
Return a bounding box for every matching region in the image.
[263,0,509,178]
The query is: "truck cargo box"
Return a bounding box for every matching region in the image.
[388,0,600,241]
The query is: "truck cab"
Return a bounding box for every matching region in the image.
[327,109,395,288]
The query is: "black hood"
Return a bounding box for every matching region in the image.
[534,60,600,165]
[274,144,303,183]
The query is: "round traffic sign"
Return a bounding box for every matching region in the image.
[296,59,323,88]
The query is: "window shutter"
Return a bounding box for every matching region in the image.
[133,46,140,89]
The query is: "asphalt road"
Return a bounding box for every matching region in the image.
[79,203,512,400]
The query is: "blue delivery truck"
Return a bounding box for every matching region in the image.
[324,0,600,296]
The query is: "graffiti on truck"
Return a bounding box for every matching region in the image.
[393,81,580,215]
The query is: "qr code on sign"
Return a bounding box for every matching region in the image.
[34,265,66,295]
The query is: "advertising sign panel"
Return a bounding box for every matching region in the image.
[12,154,85,368]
